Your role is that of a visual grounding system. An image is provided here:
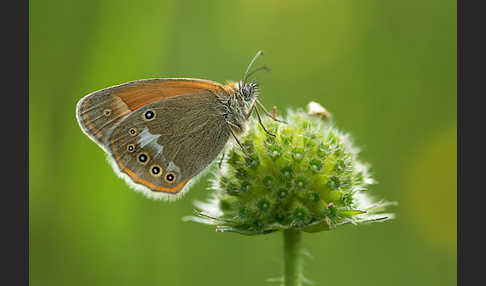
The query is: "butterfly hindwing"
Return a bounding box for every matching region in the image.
[107,91,231,197]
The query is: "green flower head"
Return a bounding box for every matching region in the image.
[186,102,395,235]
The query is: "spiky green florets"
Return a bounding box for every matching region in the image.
[187,102,394,235]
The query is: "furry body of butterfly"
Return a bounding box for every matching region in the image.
[76,78,260,200]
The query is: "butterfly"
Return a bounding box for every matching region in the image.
[76,51,283,200]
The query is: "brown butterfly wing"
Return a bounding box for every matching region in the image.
[107,91,231,197]
[76,78,228,149]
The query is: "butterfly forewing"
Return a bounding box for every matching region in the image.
[76,78,228,148]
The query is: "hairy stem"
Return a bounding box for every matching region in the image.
[283,229,303,286]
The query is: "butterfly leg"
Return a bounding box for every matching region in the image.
[245,104,255,120]
[245,104,275,137]
[225,120,251,159]
[255,100,287,123]
[254,106,276,137]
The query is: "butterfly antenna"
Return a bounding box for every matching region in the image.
[242,50,264,88]
[245,66,271,80]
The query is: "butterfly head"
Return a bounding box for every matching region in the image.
[237,50,269,102]
[238,80,258,101]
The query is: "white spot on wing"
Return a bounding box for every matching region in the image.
[138,127,163,155]
[167,161,181,174]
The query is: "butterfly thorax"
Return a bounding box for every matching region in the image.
[222,81,259,134]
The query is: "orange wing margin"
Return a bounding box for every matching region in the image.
[111,78,229,111]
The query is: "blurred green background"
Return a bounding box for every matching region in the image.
[29,0,456,285]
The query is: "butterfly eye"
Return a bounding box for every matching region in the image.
[164,172,177,184]
[126,144,135,152]
[240,85,254,100]
[129,128,137,136]
[137,152,150,165]
[142,109,156,121]
[103,109,112,117]
[149,164,163,177]
[241,86,249,96]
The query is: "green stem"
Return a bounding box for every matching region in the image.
[283,229,303,286]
